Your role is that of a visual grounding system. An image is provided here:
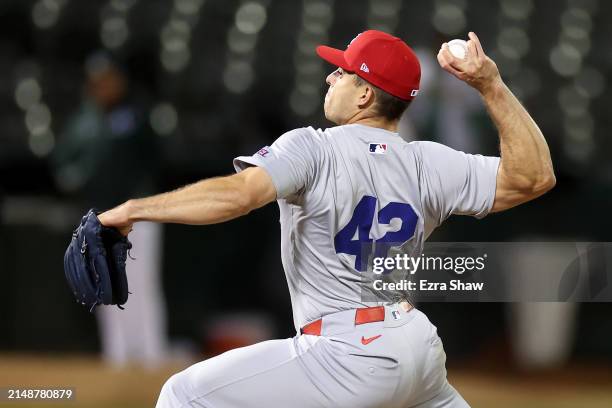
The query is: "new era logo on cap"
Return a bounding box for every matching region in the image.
[360,63,369,73]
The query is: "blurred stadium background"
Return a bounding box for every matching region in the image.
[0,0,611,406]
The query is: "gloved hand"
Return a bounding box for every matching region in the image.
[64,209,132,311]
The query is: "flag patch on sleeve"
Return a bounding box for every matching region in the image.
[256,147,270,157]
[369,143,387,154]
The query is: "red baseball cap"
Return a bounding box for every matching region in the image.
[316,30,421,100]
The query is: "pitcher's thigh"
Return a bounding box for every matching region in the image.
[156,338,328,408]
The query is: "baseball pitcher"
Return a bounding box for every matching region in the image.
[99,30,555,407]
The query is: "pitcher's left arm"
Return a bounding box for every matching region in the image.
[98,167,277,234]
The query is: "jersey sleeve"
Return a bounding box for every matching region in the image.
[415,141,500,226]
[233,127,321,199]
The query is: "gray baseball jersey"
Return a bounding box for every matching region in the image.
[155,124,497,408]
[233,124,499,332]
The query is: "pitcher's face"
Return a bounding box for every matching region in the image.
[323,68,361,124]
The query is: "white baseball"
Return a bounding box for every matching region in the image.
[447,39,468,60]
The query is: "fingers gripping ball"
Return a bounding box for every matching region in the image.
[64,209,133,312]
[447,39,468,60]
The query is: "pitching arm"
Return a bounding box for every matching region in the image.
[437,32,556,213]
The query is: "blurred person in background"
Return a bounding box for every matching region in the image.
[51,52,169,368]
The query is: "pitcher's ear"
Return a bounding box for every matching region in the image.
[357,85,376,109]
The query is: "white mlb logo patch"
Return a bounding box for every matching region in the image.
[369,143,387,154]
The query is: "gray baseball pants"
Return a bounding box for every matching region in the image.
[156,306,469,408]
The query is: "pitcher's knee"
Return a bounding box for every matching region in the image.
[156,371,188,408]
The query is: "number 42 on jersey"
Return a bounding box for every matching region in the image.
[334,195,418,272]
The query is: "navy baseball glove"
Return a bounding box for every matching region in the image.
[64,209,132,311]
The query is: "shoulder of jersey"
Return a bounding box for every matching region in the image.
[292,126,326,140]
[299,124,428,153]
[279,126,326,145]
